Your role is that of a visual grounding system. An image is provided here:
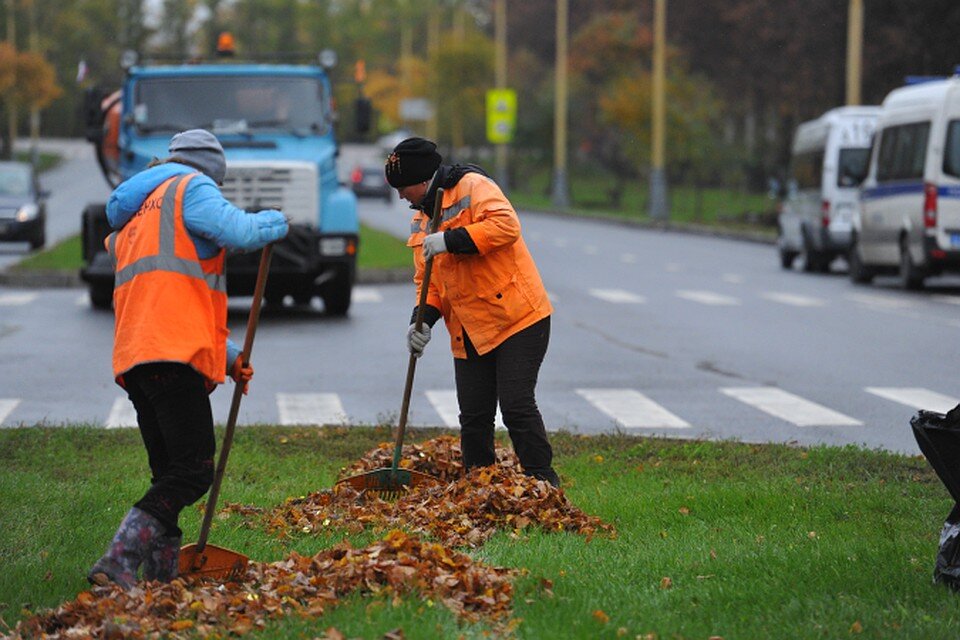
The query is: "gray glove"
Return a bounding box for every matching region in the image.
[422,232,447,260]
[407,323,431,357]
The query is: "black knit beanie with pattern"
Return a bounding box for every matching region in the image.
[384,137,442,188]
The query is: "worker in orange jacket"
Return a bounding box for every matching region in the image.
[88,130,288,589]
[385,137,559,486]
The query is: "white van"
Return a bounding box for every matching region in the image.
[851,77,960,288]
[778,106,880,272]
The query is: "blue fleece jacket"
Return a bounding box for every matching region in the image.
[107,162,288,369]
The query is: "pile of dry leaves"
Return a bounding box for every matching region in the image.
[9,436,612,639]
[253,435,615,547]
[10,531,514,639]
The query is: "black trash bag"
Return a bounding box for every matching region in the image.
[910,407,960,589]
[935,512,960,590]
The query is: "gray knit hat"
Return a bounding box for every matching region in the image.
[168,129,227,185]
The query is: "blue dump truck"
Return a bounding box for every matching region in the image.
[79,44,369,315]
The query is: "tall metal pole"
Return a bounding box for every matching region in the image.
[551,0,570,209]
[494,0,509,190]
[5,0,16,161]
[648,0,669,220]
[27,0,38,166]
[845,0,863,106]
[426,10,440,141]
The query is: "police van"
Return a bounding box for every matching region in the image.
[778,106,879,272]
[850,75,960,289]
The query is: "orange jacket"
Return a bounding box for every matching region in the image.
[107,174,228,388]
[406,172,552,358]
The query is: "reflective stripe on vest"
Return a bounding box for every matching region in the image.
[110,175,226,294]
[409,194,473,234]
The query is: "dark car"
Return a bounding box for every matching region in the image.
[0,161,47,250]
[349,165,391,202]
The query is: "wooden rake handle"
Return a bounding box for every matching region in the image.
[392,188,445,471]
[193,243,274,557]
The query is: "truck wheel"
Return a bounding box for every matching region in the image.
[322,274,352,316]
[265,290,287,308]
[899,238,925,290]
[293,293,314,306]
[89,283,113,310]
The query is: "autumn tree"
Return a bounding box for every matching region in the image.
[566,10,731,205]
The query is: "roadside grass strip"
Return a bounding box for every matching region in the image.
[2,426,960,638]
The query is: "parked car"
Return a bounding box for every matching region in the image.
[350,165,391,202]
[851,75,960,289]
[0,161,47,250]
[777,106,880,272]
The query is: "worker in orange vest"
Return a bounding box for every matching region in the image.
[385,137,559,487]
[88,129,288,589]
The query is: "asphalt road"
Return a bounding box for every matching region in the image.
[2,141,959,457]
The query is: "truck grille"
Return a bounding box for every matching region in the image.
[219,160,318,227]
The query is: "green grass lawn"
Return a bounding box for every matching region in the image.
[1,426,958,639]
[510,166,776,232]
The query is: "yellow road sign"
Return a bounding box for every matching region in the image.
[486,89,517,144]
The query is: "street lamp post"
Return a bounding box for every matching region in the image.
[846,0,863,106]
[648,0,669,220]
[494,0,509,190]
[551,0,570,209]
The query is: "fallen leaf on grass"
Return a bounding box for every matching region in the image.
[10,531,514,639]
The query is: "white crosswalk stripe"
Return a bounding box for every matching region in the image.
[352,286,383,303]
[575,388,690,429]
[676,290,739,306]
[0,292,38,306]
[865,387,959,413]
[761,292,826,307]
[425,389,505,429]
[106,397,137,429]
[277,393,347,426]
[721,386,862,426]
[18,385,960,431]
[0,399,20,424]
[846,292,912,309]
[930,294,960,306]
[589,289,646,304]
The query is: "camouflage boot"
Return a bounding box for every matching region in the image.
[142,533,182,583]
[87,507,164,589]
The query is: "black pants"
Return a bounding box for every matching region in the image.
[454,316,559,486]
[123,362,215,537]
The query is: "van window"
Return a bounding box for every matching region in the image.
[790,150,824,190]
[943,120,960,178]
[837,148,870,186]
[876,122,930,182]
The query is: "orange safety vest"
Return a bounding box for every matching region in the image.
[106,173,228,388]
[407,172,552,358]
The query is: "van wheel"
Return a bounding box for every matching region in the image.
[802,244,826,273]
[848,237,874,284]
[779,249,798,270]
[899,238,925,290]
